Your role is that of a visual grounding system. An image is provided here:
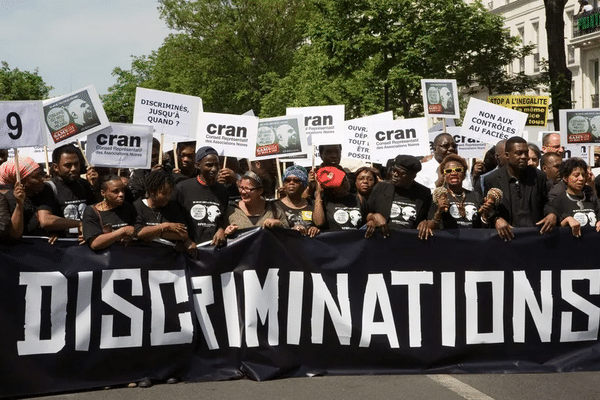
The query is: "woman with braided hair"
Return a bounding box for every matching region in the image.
[134,170,197,256]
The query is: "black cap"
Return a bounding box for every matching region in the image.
[393,154,421,173]
[195,146,218,162]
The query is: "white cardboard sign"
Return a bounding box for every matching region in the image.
[197,112,259,159]
[43,85,110,146]
[0,101,46,149]
[286,105,345,146]
[342,111,393,163]
[253,115,307,160]
[461,98,527,145]
[133,88,202,139]
[428,127,488,159]
[369,117,429,163]
[86,123,153,169]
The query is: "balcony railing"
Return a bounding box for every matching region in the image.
[573,8,600,37]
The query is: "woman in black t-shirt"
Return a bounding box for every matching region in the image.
[82,175,136,250]
[275,165,319,237]
[419,154,492,239]
[549,158,600,237]
[313,166,368,231]
[134,170,196,255]
[0,157,47,238]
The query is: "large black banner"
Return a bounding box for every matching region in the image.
[2,227,600,397]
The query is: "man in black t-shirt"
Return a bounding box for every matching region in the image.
[367,154,432,238]
[37,145,96,240]
[174,146,229,245]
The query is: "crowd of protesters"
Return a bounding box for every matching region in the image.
[0,133,599,388]
[0,132,599,250]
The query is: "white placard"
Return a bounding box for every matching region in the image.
[253,115,307,160]
[564,144,590,160]
[197,112,258,159]
[0,101,46,149]
[428,127,488,159]
[286,105,345,146]
[8,146,48,164]
[369,117,429,163]
[86,123,153,169]
[421,79,460,119]
[133,88,202,139]
[43,85,110,146]
[460,98,527,145]
[342,111,393,163]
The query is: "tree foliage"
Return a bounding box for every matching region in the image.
[0,62,53,101]
[272,0,545,119]
[103,0,541,121]
[101,54,156,122]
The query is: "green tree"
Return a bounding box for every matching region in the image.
[0,61,53,100]
[155,0,312,114]
[101,54,156,122]
[266,0,543,119]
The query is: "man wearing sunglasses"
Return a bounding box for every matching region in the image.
[482,136,557,241]
[366,154,432,238]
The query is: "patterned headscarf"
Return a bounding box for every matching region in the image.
[0,157,40,187]
[282,165,308,187]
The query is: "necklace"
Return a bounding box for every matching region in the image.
[447,188,466,218]
[566,192,585,210]
[144,199,163,222]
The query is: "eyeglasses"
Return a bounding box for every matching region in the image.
[238,186,259,193]
[443,167,465,174]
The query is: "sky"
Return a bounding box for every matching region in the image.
[1,0,171,98]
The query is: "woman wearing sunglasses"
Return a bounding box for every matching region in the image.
[224,171,289,237]
[424,154,491,232]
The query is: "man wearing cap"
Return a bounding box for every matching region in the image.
[174,146,229,246]
[313,166,366,231]
[366,154,432,237]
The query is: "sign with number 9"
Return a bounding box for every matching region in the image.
[0,101,46,149]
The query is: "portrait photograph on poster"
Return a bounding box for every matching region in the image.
[421,79,460,119]
[254,115,307,159]
[42,85,109,145]
[559,109,600,144]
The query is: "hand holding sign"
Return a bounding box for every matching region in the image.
[0,101,46,149]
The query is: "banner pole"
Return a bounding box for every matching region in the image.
[173,142,179,170]
[223,156,228,170]
[276,157,283,188]
[43,145,50,175]
[158,133,164,166]
[76,140,91,168]
[442,118,447,134]
[14,148,21,184]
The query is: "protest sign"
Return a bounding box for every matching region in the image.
[342,111,393,162]
[369,117,429,163]
[0,101,45,149]
[428,127,488,159]
[43,86,109,146]
[196,112,258,159]
[133,88,202,140]
[286,105,344,146]
[254,115,307,159]
[487,95,549,127]
[461,98,527,145]
[559,109,600,145]
[563,144,590,161]
[421,79,460,118]
[86,123,153,169]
